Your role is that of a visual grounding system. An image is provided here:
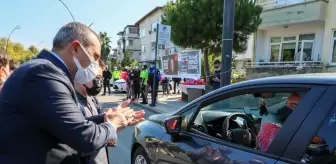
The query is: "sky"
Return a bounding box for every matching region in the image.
[0,0,168,50]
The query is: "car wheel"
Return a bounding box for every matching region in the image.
[132,146,150,164]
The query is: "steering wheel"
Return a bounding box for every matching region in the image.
[222,113,258,149]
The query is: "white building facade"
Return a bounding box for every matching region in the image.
[246,0,336,79]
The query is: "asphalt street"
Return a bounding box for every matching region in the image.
[100,101,156,164]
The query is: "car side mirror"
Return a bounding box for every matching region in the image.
[164,116,182,136]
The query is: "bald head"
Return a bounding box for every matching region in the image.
[52,22,100,50]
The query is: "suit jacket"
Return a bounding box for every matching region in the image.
[0,50,116,164]
[77,93,109,164]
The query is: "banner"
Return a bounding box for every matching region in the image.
[161,50,201,79]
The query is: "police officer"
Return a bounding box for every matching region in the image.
[148,63,160,106]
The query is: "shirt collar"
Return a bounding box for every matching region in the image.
[50,51,67,68]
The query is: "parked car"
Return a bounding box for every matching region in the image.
[131,73,336,164]
[111,79,127,92]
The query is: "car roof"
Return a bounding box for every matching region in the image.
[209,73,336,95]
[242,73,336,85]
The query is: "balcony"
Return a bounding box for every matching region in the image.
[258,0,327,29]
[245,61,323,79]
[125,26,139,39]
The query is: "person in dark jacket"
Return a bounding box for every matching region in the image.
[148,63,160,106]
[172,77,181,94]
[132,65,141,100]
[102,65,112,95]
[0,22,145,164]
[74,59,110,164]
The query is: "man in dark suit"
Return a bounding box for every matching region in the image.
[0,22,145,164]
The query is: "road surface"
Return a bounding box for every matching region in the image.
[100,101,156,164]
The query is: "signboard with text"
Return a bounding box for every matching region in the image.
[161,50,201,79]
[157,24,171,45]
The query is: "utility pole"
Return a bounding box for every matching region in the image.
[220,0,235,87]
[151,23,160,106]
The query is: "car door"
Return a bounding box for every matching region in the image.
[157,84,326,164]
[276,86,336,163]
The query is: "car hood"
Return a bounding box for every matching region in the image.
[147,113,170,125]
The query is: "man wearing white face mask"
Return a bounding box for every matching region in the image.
[0,22,145,164]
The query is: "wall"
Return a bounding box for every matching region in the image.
[246,66,323,79]
[138,9,165,62]
[321,0,336,69]
[255,22,325,62]
[259,0,327,29]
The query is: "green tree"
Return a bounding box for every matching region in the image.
[162,0,262,83]
[99,32,112,63]
[0,38,34,63]
[28,45,39,55]
[121,51,138,68]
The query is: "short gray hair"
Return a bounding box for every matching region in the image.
[52,22,100,50]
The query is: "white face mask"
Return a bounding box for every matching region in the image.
[73,44,99,84]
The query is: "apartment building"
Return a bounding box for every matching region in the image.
[135,6,182,67]
[116,25,141,62]
[246,0,336,79]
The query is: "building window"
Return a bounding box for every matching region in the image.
[127,27,138,34]
[151,42,156,51]
[126,40,133,46]
[140,28,146,38]
[269,34,315,63]
[151,20,159,32]
[141,45,146,52]
[330,31,336,63]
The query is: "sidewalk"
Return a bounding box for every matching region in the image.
[132,92,188,114]
[97,91,188,114]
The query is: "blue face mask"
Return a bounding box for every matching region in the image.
[150,65,154,68]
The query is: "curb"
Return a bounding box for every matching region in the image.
[131,102,167,114]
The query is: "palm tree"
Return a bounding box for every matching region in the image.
[99,32,112,63]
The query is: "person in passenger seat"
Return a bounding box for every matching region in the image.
[257,92,300,152]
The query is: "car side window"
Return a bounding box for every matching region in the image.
[190,91,306,154]
[302,106,336,163]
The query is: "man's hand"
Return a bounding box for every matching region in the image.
[104,100,145,132]
[212,77,220,82]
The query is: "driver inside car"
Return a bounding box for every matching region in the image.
[257,92,300,152]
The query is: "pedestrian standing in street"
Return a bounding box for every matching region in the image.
[162,76,170,96]
[128,66,135,100]
[210,60,221,90]
[140,64,149,104]
[0,22,145,164]
[102,65,112,95]
[172,77,181,94]
[125,66,133,100]
[120,67,130,100]
[133,65,141,100]
[112,66,120,82]
[148,63,160,106]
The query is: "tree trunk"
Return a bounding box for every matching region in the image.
[203,49,211,85]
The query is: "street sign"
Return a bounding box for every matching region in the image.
[157,24,171,45]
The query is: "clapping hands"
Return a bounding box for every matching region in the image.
[104,100,145,132]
